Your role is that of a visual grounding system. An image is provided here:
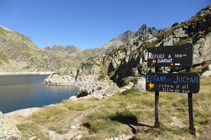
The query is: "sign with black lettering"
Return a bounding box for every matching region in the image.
[147,43,193,67]
[146,73,200,93]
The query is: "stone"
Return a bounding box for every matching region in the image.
[193,38,205,50]
[208,64,211,71]
[163,39,173,46]
[131,77,146,93]
[73,134,82,140]
[118,82,134,93]
[105,85,119,96]
[147,37,157,43]
[193,32,211,64]
[200,71,211,78]
[173,28,185,36]
[69,96,77,101]
[144,51,148,62]
[121,76,136,87]
[0,111,21,140]
[29,136,37,140]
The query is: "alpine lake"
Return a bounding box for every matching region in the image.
[0,74,78,113]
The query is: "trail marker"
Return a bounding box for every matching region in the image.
[146,43,198,135]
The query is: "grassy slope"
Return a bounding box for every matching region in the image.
[8,77,211,140]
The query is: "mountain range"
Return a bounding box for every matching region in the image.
[0,4,211,76]
[0,22,158,72]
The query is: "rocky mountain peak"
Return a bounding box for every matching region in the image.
[123,30,133,35]
[134,24,158,38]
[138,24,147,31]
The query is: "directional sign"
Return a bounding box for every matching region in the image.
[147,43,193,67]
[146,72,200,93]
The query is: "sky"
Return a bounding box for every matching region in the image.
[0,0,210,50]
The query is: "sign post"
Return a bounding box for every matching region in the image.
[154,67,160,128]
[147,43,199,135]
[187,67,196,135]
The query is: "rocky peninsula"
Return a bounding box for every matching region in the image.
[44,74,120,99]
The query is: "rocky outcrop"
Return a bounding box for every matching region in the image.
[0,111,21,140]
[44,74,119,99]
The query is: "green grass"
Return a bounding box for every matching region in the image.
[8,77,211,140]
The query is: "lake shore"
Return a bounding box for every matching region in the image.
[0,72,54,75]
[4,107,41,117]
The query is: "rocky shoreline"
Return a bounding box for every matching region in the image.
[44,74,120,99]
[0,72,54,75]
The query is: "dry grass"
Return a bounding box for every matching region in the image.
[10,77,211,140]
[0,52,9,64]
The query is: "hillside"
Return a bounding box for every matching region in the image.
[78,4,211,86]
[0,25,79,72]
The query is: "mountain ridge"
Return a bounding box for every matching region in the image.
[76,4,211,86]
[45,24,158,62]
[0,4,210,73]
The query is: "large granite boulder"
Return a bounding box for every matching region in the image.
[131,77,146,93]
[0,111,21,140]
[193,32,211,64]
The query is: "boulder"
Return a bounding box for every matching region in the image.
[200,71,211,78]
[118,82,134,93]
[193,38,205,50]
[0,111,21,140]
[78,88,92,98]
[121,76,137,87]
[104,85,120,96]
[131,77,146,93]
[193,32,211,64]
[69,96,78,101]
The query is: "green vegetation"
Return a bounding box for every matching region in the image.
[8,77,211,139]
[175,37,192,46]
[196,27,211,39]
[108,71,115,79]
[191,62,211,73]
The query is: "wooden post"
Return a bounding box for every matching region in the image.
[154,67,160,128]
[187,67,196,135]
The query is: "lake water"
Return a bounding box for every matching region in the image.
[0,75,78,113]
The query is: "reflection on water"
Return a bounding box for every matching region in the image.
[0,75,78,113]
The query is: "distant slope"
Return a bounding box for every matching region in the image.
[0,25,79,72]
[44,45,83,55]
